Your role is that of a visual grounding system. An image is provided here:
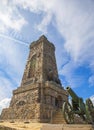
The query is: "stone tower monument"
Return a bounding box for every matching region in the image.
[0,35,68,122]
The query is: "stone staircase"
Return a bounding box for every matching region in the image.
[51,109,66,124]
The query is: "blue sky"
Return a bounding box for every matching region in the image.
[0,0,94,112]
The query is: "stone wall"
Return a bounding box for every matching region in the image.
[0,81,67,122]
[1,103,59,123]
[1,103,40,121]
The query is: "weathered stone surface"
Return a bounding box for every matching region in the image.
[0,35,68,123]
[1,103,40,121]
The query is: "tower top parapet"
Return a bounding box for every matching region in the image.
[30,35,55,50]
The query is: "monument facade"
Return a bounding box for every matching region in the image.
[0,35,68,122]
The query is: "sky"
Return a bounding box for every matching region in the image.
[0,0,94,113]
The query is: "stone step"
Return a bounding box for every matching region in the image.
[52,120,66,122]
[52,120,65,123]
[52,120,65,122]
[53,119,65,121]
[51,109,66,124]
[52,121,66,124]
[53,116,64,118]
[53,119,64,121]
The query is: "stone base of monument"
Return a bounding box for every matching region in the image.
[42,124,94,130]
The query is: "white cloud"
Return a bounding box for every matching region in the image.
[90,95,94,105]
[0,98,11,114]
[36,12,52,34]
[13,0,56,13]
[53,0,94,66]
[89,76,94,87]
[0,0,27,33]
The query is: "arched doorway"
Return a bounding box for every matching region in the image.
[55,95,62,108]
